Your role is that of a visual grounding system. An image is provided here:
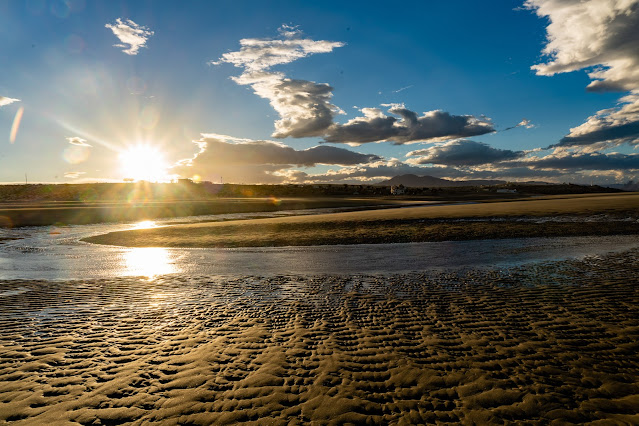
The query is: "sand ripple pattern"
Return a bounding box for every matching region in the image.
[1,252,639,424]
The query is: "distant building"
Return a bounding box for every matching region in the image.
[391,184,405,195]
[177,178,194,185]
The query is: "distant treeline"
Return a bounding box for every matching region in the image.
[0,181,621,202]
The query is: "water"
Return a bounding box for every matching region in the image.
[1,210,638,280]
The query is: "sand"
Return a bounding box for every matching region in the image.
[1,250,638,424]
[84,192,639,248]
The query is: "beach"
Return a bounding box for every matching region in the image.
[1,249,638,424]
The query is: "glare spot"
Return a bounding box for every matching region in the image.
[132,220,157,230]
[123,247,176,280]
[119,144,169,182]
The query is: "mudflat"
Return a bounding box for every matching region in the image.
[1,250,638,424]
[84,192,639,247]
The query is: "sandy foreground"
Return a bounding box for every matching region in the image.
[1,250,638,424]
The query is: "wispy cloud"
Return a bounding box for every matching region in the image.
[0,96,20,107]
[392,85,413,94]
[105,18,154,55]
[67,136,92,147]
[503,118,534,131]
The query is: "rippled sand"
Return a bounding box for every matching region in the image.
[1,252,639,424]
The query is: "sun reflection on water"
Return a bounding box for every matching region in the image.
[132,220,158,230]
[122,247,177,279]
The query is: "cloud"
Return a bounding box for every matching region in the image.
[526,0,639,92]
[503,118,534,131]
[0,96,20,107]
[212,26,344,71]
[64,172,86,179]
[515,151,639,171]
[212,26,345,138]
[392,85,414,94]
[284,158,568,184]
[173,134,381,183]
[528,1,639,150]
[105,18,154,55]
[67,136,92,147]
[214,27,493,143]
[278,24,303,39]
[406,140,524,166]
[553,90,639,149]
[324,104,495,145]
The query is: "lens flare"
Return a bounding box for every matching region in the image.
[10,107,24,144]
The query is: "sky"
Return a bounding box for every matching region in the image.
[1,0,639,185]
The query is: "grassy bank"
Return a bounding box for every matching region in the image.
[84,192,639,247]
[0,197,413,227]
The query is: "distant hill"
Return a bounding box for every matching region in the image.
[376,174,506,188]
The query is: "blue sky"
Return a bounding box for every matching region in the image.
[1,0,638,184]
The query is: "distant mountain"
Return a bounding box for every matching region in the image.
[376,174,506,188]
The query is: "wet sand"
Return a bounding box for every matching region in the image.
[1,251,638,424]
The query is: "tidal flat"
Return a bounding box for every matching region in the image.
[1,249,638,424]
[84,192,639,248]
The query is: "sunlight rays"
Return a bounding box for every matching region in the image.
[119,144,170,182]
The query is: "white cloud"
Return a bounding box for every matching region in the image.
[67,136,92,147]
[553,90,639,149]
[0,96,20,107]
[105,18,154,55]
[212,27,344,138]
[503,118,535,131]
[214,27,496,143]
[528,0,639,150]
[212,28,344,72]
[527,0,639,92]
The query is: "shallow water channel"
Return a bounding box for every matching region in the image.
[1,208,638,280]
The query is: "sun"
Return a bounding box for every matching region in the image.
[119,145,169,182]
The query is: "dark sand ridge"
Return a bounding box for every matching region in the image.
[1,250,638,424]
[84,192,639,247]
